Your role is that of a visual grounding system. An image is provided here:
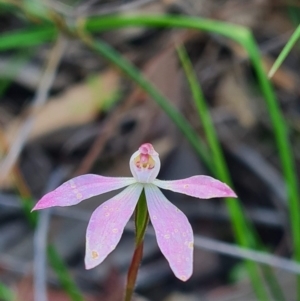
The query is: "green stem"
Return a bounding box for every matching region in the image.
[124,190,149,301]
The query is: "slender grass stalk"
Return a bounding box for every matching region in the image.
[176,45,237,230]
[177,45,285,301]
[0,26,57,51]
[268,24,300,78]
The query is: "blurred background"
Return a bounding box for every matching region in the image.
[0,0,300,300]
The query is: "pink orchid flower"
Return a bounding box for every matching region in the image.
[33,143,236,281]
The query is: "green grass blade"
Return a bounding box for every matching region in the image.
[176,46,240,231]
[0,282,14,301]
[84,15,246,41]
[0,26,56,51]
[47,245,84,301]
[268,24,300,78]
[177,45,285,301]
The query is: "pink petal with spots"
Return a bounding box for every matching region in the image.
[32,175,136,210]
[85,183,143,269]
[145,184,193,281]
[154,176,237,199]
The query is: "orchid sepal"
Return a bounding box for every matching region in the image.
[32,175,136,211]
[153,176,237,199]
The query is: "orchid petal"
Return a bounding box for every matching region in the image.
[32,175,136,210]
[145,184,193,281]
[85,183,143,269]
[154,176,237,199]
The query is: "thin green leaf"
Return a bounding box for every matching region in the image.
[135,190,149,244]
[268,25,300,78]
[0,26,56,51]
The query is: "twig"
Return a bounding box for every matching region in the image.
[0,34,67,184]
[141,225,300,275]
[33,168,69,301]
[33,211,50,301]
[193,235,300,275]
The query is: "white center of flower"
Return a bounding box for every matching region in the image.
[129,143,161,183]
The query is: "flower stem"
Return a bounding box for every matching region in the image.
[124,241,144,301]
[124,190,149,301]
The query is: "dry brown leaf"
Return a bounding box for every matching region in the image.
[215,70,257,128]
[6,69,120,143]
[124,41,183,143]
